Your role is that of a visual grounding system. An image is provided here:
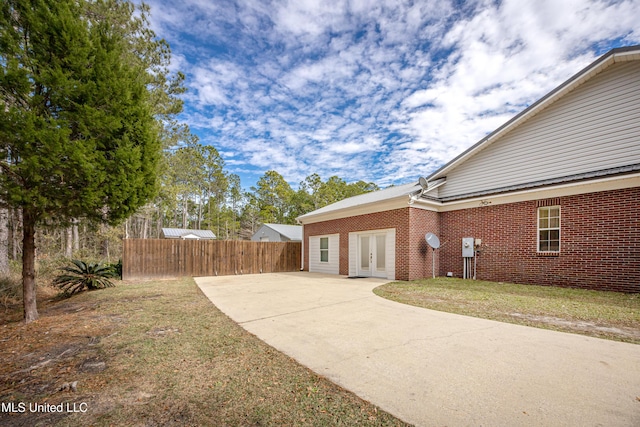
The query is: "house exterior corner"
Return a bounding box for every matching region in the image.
[302,207,440,281]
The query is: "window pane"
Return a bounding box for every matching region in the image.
[376,235,385,270]
[320,250,328,262]
[538,206,561,252]
[320,237,328,250]
[360,236,369,269]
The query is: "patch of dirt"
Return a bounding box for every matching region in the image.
[508,313,640,340]
[117,293,163,303]
[46,301,99,315]
[90,313,127,324]
[0,294,117,427]
[78,357,107,373]
[146,326,180,337]
[0,408,71,427]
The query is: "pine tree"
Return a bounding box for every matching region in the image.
[0,0,164,322]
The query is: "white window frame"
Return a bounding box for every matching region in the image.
[538,206,561,252]
[319,237,329,263]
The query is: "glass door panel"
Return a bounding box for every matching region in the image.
[375,234,386,272]
[359,235,370,272]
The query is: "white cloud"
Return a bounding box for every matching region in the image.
[387,0,640,177]
[146,0,640,189]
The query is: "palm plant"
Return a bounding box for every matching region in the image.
[54,260,117,296]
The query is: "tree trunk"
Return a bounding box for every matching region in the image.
[82,222,87,252]
[197,192,202,229]
[0,208,9,274]
[141,216,148,239]
[72,219,79,252]
[182,198,188,229]
[22,208,38,323]
[12,208,22,260]
[65,226,73,258]
[157,205,162,238]
[100,223,110,260]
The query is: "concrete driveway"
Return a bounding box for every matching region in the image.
[196,272,640,427]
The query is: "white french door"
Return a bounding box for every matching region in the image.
[358,233,386,278]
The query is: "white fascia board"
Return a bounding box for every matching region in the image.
[435,173,640,212]
[298,197,410,225]
[614,50,640,63]
[408,200,441,212]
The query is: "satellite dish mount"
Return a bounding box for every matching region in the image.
[425,232,440,279]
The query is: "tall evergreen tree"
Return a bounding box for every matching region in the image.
[250,171,294,224]
[226,174,243,239]
[0,0,167,322]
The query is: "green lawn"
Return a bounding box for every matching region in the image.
[374,278,640,344]
[0,278,409,427]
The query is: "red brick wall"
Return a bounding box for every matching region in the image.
[301,208,392,279]
[439,187,640,292]
[407,208,440,280]
[303,207,440,280]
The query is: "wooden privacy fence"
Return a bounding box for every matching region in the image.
[122,239,302,280]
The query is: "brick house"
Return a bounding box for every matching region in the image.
[297,46,640,292]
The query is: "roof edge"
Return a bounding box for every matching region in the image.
[435,163,640,202]
[296,182,420,223]
[297,194,412,224]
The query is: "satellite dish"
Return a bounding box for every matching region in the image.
[425,232,440,249]
[419,177,428,190]
[415,177,429,198]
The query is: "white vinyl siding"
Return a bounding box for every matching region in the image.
[309,234,339,274]
[438,60,640,199]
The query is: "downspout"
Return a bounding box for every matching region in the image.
[300,223,304,271]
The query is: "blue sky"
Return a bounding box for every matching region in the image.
[145,0,640,190]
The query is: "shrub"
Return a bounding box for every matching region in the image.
[0,274,22,308]
[53,260,117,296]
[108,260,123,279]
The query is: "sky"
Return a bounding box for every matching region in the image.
[144,0,640,190]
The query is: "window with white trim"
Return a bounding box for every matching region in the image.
[538,206,560,252]
[320,237,329,262]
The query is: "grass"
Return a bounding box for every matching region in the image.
[374,278,640,344]
[0,278,409,427]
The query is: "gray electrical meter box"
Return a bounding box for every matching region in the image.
[462,237,474,257]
